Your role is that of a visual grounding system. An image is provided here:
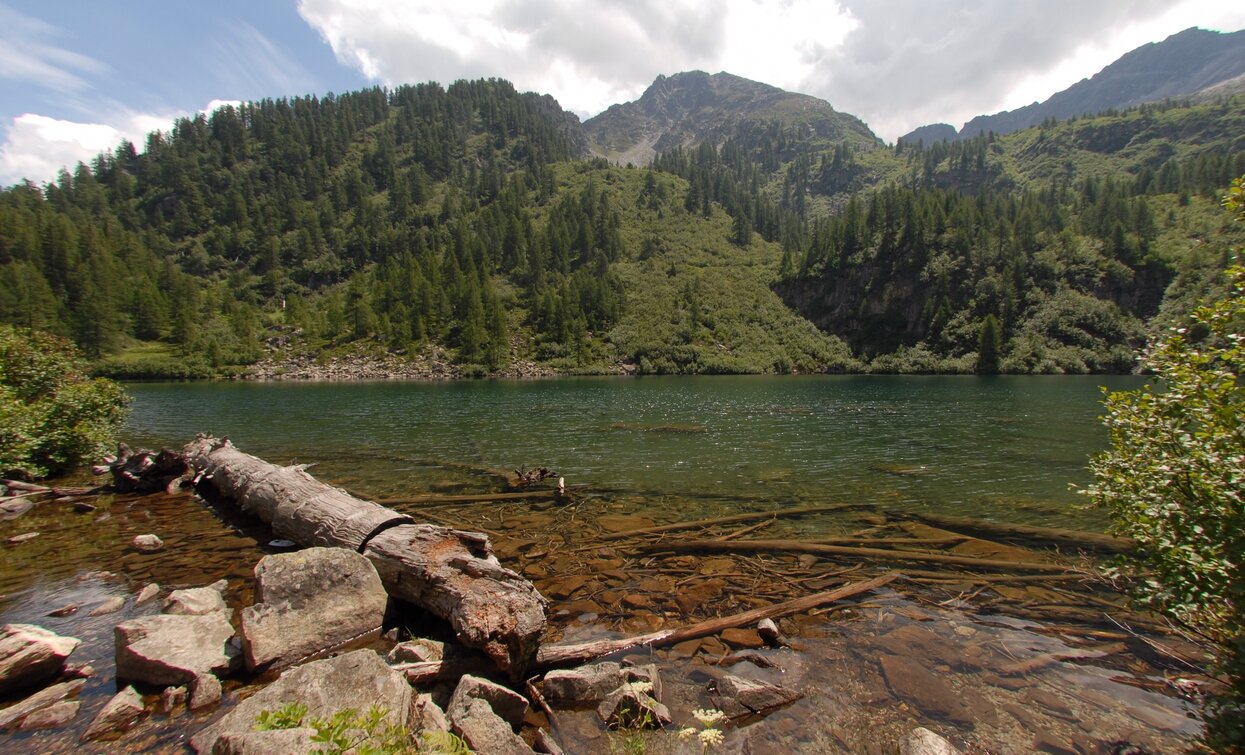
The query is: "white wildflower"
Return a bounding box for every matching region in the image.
[626,680,654,695]
[692,708,726,726]
[679,726,697,740]
[698,728,725,748]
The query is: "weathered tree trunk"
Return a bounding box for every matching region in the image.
[182,436,547,678]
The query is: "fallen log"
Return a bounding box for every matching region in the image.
[900,511,1134,553]
[182,435,547,678]
[593,504,858,542]
[635,539,1077,573]
[535,573,898,668]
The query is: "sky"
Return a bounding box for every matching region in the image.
[2,0,1244,187]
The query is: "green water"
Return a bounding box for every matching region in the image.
[124,374,1143,531]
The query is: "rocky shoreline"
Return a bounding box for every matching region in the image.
[245,343,569,382]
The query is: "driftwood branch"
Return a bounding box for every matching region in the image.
[182,435,548,678]
[593,504,858,542]
[901,511,1134,553]
[635,539,1077,573]
[535,573,898,668]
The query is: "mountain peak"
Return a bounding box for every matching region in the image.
[584,71,878,165]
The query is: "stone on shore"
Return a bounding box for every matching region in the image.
[409,693,451,734]
[164,580,228,615]
[134,583,161,605]
[240,548,388,672]
[189,649,411,754]
[387,637,445,664]
[88,595,126,616]
[115,612,237,686]
[0,678,85,729]
[597,684,671,729]
[131,534,164,553]
[160,685,187,714]
[0,623,81,695]
[190,672,222,710]
[213,728,317,755]
[448,675,530,729]
[450,697,535,755]
[18,700,80,730]
[82,685,144,741]
[541,662,622,705]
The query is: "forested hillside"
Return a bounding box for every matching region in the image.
[0,73,1241,377]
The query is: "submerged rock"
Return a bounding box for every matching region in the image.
[711,672,802,714]
[131,534,164,553]
[134,582,161,605]
[0,623,80,695]
[114,612,237,686]
[240,547,388,672]
[900,727,963,755]
[82,685,144,741]
[189,649,411,754]
[88,595,126,616]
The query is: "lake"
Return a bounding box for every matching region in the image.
[124,374,1143,531]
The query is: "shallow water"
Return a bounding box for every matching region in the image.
[1,374,1206,753]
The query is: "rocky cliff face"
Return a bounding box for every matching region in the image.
[583,71,880,164]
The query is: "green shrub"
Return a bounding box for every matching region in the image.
[255,702,470,754]
[0,325,129,479]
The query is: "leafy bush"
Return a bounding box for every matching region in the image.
[1085,177,1245,748]
[255,702,470,755]
[0,325,129,479]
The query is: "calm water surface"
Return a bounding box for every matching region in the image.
[125,375,1141,530]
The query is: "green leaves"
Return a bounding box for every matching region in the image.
[0,325,128,479]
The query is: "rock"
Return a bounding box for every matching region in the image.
[387,638,444,664]
[47,604,79,617]
[82,685,144,741]
[190,672,222,710]
[900,727,963,755]
[18,699,80,730]
[410,693,451,734]
[189,649,411,754]
[0,497,33,520]
[535,728,565,755]
[1033,731,1079,754]
[240,548,388,672]
[64,663,95,679]
[879,655,972,725]
[213,728,317,754]
[448,674,529,729]
[135,583,161,605]
[0,624,81,695]
[722,650,780,669]
[161,685,188,714]
[597,684,671,729]
[720,628,765,649]
[542,662,622,705]
[757,618,784,646]
[0,678,85,729]
[89,595,126,616]
[712,673,802,713]
[452,696,536,755]
[621,663,663,702]
[131,534,164,552]
[71,501,96,513]
[7,532,39,544]
[115,612,238,686]
[164,582,227,615]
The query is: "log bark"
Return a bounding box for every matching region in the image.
[594,504,857,542]
[902,511,1134,553]
[182,436,547,678]
[636,539,1076,572]
[535,573,897,668]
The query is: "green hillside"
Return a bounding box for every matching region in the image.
[0,75,1240,378]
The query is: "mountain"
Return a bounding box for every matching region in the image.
[901,27,1245,144]
[896,123,956,146]
[583,70,880,165]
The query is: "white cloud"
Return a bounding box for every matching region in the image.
[0,4,107,92]
[0,102,238,187]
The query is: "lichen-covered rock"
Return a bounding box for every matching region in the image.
[82,685,144,741]
[115,612,237,686]
[189,650,410,754]
[240,548,388,671]
[164,580,227,615]
[0,624,80,695]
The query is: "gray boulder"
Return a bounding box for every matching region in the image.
[0,678,85,729]
[18,699,80,730]
[190,672,223,710]
[387,637,445,664]
[409,692,450,734]
[164,580,228,615]
[451,697,535,755]
[711,673,802,714]
[542,662,622,705]
[0,624,80,695]
[212,728,316,755]
[240,548,388,672]
[190,649,411,754]
[447,675,529,729]
[82,685,144,741]
[115,611,237,686]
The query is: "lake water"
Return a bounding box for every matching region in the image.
[5,374,1205,753]
[124,374,1143,531]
